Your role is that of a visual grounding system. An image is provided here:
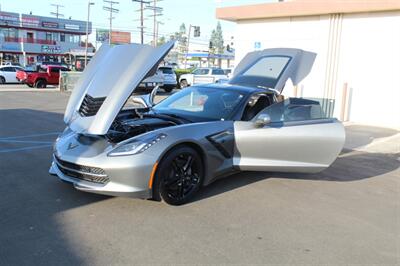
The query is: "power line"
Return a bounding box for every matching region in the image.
[50,4,64,18]
[103,0,119,45]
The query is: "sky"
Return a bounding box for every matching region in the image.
[0,0,275,45]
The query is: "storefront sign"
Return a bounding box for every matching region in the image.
[111,31,131,44]
[65,24,80,30]
[22,16,40,27]
[0,43,21,51]
[0,12,19,26]
[41,45,61,53]
[42,21,59,28]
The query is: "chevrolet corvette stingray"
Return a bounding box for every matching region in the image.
[49,41,345,205]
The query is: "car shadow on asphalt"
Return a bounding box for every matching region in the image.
[192,150,400,203]
[0,108,110,265]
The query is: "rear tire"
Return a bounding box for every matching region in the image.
[0,76,5,84]
[154,145,204,205]
[35,79,47,88]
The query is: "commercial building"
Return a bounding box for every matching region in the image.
[0,11,92,66]
[217,0,400,129]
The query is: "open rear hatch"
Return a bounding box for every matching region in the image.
[229,48,316,93]
[64,41,175,135]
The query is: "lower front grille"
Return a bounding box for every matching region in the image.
[55,156,109,184]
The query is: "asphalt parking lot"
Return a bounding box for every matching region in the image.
[0,85,399,265]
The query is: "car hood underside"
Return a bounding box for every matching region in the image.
[63,41,175,136]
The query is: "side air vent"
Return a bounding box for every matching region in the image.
[78,94,106,117]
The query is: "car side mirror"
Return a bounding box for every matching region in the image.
[254,114,272,128]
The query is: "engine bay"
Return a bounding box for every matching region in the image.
[107,109,179,143]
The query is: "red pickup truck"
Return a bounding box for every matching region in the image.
[16,65,70,88]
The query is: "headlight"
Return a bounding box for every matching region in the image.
[107,133,166,157]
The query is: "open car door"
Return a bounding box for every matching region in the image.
[232,48,345,173]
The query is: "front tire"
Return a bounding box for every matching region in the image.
[179,79,188,88]
[154,146,204,205]
[0,76,5,84]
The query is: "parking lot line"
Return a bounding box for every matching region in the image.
[0,144,53,153]
[0,140,53,144]
[0,132,60,140]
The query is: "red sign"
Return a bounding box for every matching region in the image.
[111,31,131,44]
[22,16,40,27]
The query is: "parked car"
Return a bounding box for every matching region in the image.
[179,67,228,88]
[0,65,24,84]
[16,65,70,88]
[158,66,177,92]
[223,68,234,78]
[39,61,69,69]
[1,62,22,67]
[49,41,345,205]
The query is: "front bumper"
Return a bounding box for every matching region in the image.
[49,154,152,199]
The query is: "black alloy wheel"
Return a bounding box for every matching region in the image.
[0,76,5,84]
[179,79,188,88]
[35,79,47,88]
[156,146,204,205]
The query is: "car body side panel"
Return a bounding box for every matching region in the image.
[52,120,236,198]
[233,120,345,173]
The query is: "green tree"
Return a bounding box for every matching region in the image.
[209,22,224,66]
[210,22,224,54]
[157,36,166,46]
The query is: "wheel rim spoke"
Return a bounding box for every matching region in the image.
[163,152,201,201]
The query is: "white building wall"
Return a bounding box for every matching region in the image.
[234,11,400,129]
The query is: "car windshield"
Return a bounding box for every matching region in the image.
[192,69,209,75]
[159,67,174,74]
[153,86,244,121]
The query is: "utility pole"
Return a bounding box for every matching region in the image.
[156,21,164,45]
[184,25,192,69]
[50,4,64,18]
[145,0,163,46]
[85,1,95,68]
[132,0,149,44]
[103,0,120,45]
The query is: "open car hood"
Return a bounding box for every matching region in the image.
[64,41,175,135]
[229,48,316,94]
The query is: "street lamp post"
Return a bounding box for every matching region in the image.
[85,1,95,68]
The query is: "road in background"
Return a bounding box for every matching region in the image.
[0,88,399,265]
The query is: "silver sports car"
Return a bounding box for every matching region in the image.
[49,41,345,205]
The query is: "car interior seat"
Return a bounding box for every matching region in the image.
[242,96,270,121]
